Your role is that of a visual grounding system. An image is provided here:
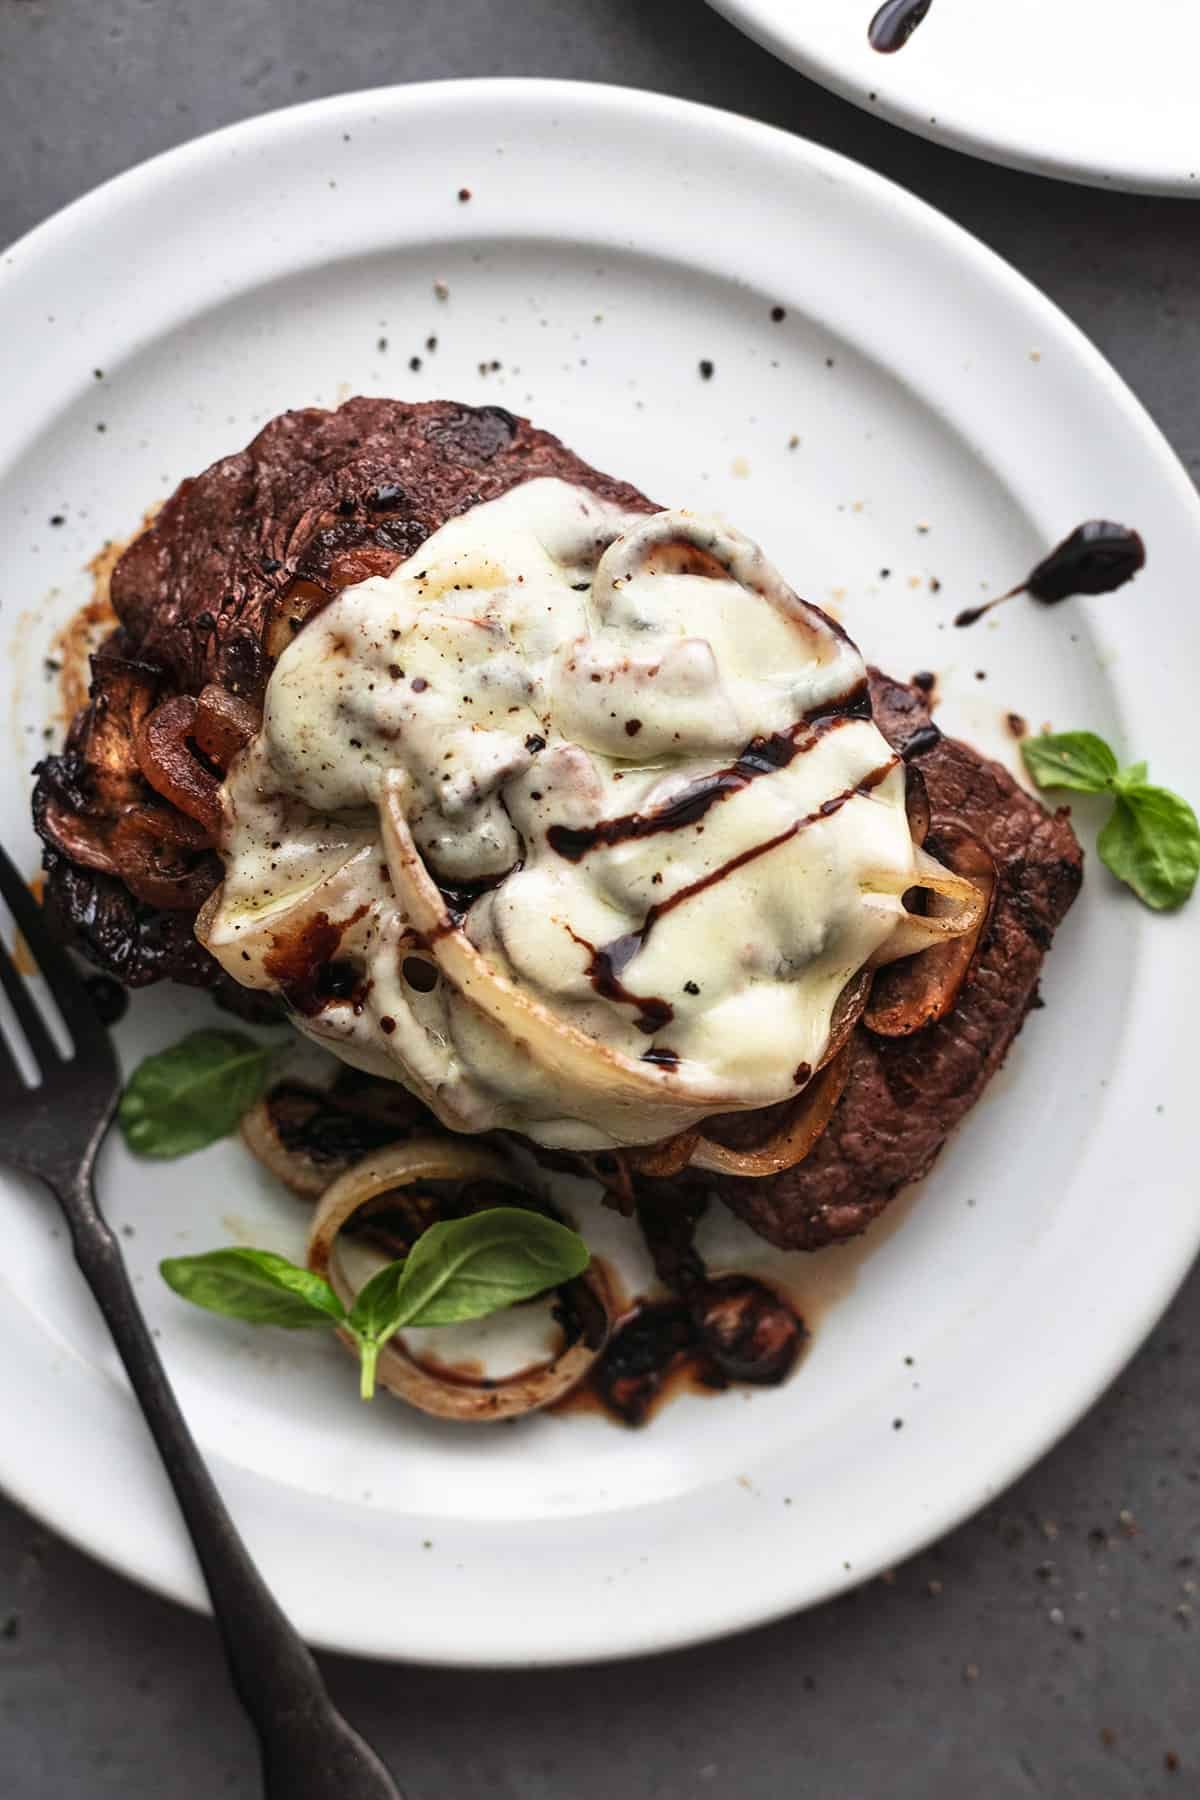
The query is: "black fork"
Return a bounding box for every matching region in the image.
[0,845,402,1800]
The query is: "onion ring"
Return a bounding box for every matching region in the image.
[869,844,987,965]
[687,1047,851,1177]
[242,1095,329,1198]
[307,1138,612,1421]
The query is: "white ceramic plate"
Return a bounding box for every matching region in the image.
[708,0,1200,194]
[0,79,1197,1667]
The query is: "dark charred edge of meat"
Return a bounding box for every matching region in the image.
[36,844,278,1021]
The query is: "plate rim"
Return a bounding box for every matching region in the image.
[705,0,1200,197]
[1,76,1199,1665]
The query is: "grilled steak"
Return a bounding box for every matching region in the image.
[33,398,652,999]
[33,398,1082,1243]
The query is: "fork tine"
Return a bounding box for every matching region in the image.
[0,935,60,1074]
[0,981,32,1106]
[0,845,108,1054]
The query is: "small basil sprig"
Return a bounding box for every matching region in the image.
[120,1029,278,1158]
[1022,731,1199,910]
[161,1207,590,1399]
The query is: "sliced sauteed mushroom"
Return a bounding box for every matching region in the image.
[864,827,997,1037]
[192,684,261,770]
[241,1075,431,1198]
[307,1138,613,1421]
[134,694,222,834]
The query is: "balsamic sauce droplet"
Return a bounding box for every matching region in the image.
[954,520,1145,627]
[869,0,933,53]
[1025,520,1145,605]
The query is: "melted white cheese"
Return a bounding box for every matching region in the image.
[202,479,918,1150]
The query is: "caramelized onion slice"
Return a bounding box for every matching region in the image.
[242,1095,329,1199]
[379,772,750,1134]
[622,1131,702,1179]
[871,844,988,965]
[307,1138,612,1421]
[193,685,261,770]
[688,1047,851,1178]
[327,544,405,589]
[822,969,871,1069]
[864,829,997,1038]
[134,695,221,834]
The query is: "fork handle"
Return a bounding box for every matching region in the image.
[59,1166,403,1800]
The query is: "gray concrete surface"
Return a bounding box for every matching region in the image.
[1,3,1198,1795]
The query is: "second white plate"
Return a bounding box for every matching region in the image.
[708,0,1200,194]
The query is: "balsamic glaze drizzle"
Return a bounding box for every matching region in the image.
[546,682,871,864]
[564,754,899,1031]
[869,0,933,53]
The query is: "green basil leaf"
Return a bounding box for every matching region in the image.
[1098,786,1200,910]
[348,1260,410,1399]
[350,1259,411,1341]
[1021,731,1118,794]
[347,1206,589,1368]
[1115,760,1149,791]
[160,1248,346,1329]
[119,1030,276,1158]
